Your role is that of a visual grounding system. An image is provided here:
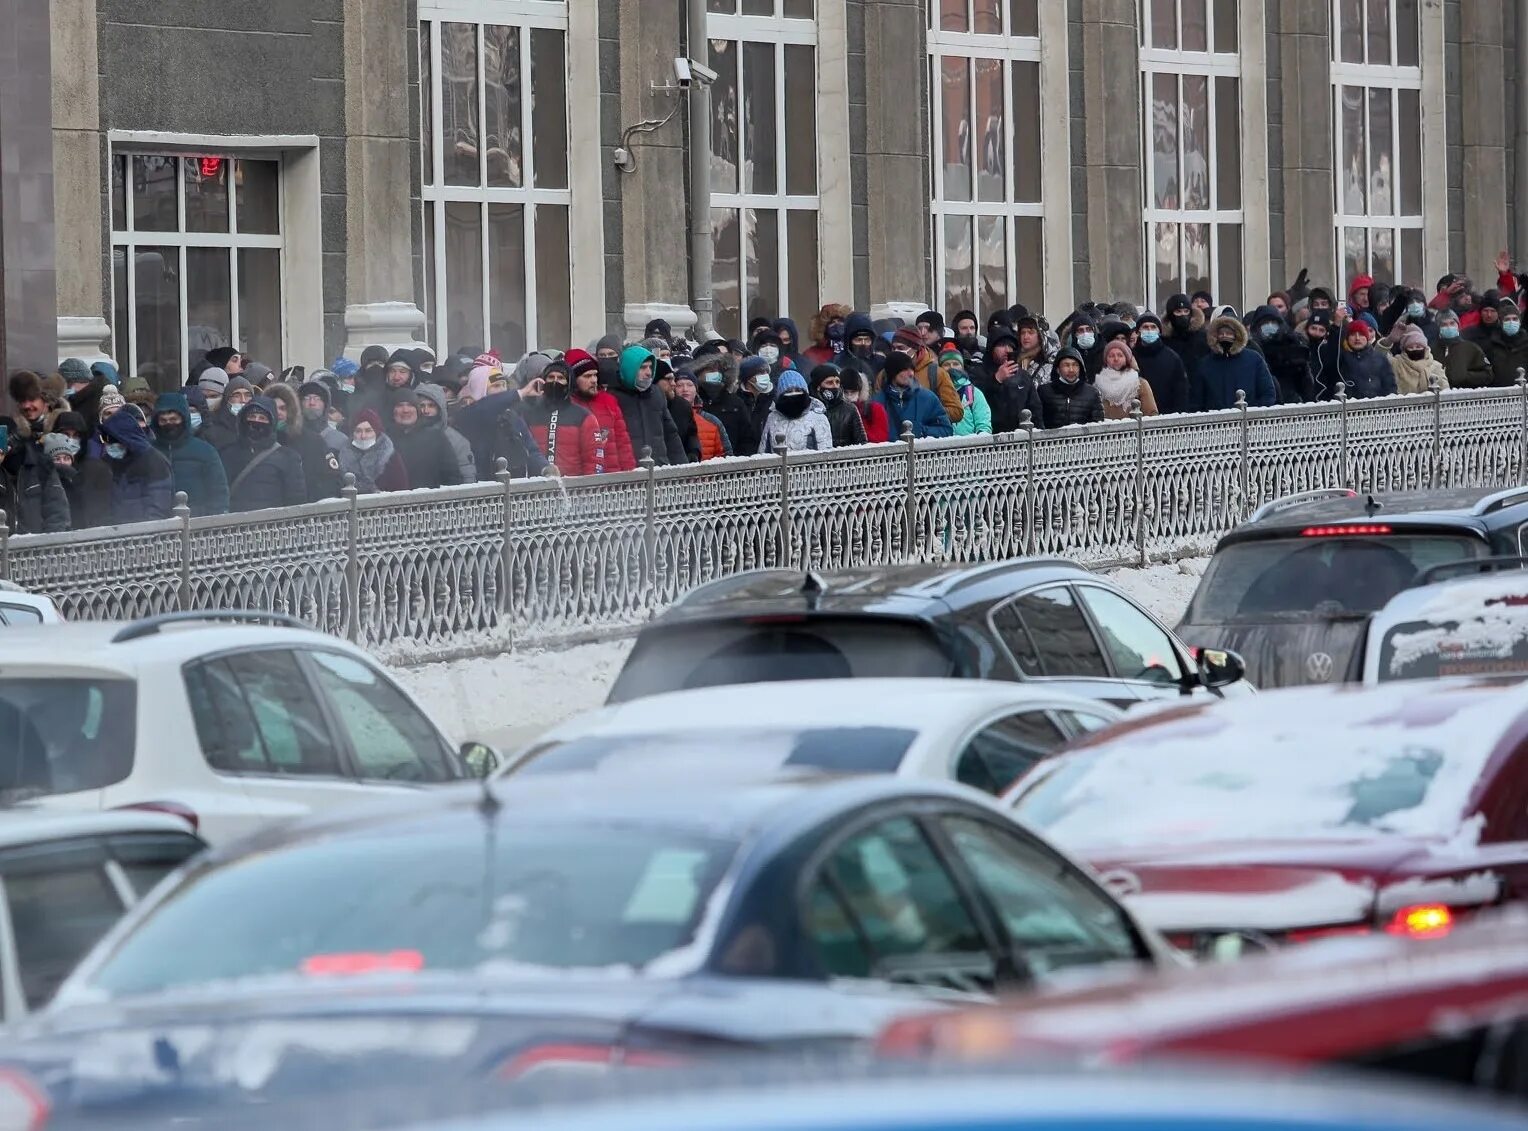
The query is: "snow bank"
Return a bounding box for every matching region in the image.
[392,557,1209,749]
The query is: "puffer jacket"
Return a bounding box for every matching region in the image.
[1432,336,1493,389]
[222,397,307,512]
[693,408,733,460]
[1191,317,1279,411]
[0,444,70,534]
[1133,337,1191,415]
[1038,374,1105,430]
[1484,328,1528,390]
[759,398,835,453]
[951,373,993,436]
[876,384,953,439]
[820,395,869,448]
[571,387,637,474]
[1315,339,1396,400]
[417,383,476,482]
[100,412,174,523]
[519,395,601,477]
[1247,306,1314,404]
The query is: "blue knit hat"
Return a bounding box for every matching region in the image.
[331,357,361,379]
[776,370,808,395]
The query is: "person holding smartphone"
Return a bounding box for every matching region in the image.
[0,416,70,533]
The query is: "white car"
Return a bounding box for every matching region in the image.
[1358,568,1528,684]
[0,581,62,625]
[498,678,1122,795]
[0,808,204,1021]
[0,611,487,846]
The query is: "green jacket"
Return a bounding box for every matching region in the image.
[951,374,993,436]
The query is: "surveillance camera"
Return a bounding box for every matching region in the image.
[672,57,718,89]
[688,59,719,87]
[673,57,693,86]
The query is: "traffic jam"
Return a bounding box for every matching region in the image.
[1,485,1527,1130]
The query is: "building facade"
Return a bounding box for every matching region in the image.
[0,0,1522,383]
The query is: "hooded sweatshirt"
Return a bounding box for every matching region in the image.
[416,383,477,481]
[100,410,174,523]
[222,395,307,512]
[612,345,687,466]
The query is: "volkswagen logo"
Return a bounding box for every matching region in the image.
[1099,869,1142,898]
[1305,652,1335,682]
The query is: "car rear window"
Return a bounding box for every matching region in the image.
[1378,612,1528,682]
[0,678,135,801]
[511,727,920,780]
[607,618,953,704]
[77,821,738,999]
[1186,534,1486,624]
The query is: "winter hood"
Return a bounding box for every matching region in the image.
[618,345,655,392]
[100,409,154,453]
[1205,315,1250,356]
[152,392,191,423]
[415,382,450,423]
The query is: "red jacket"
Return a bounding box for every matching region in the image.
[803,343,837,367]
[854,399,891,443]
[524,400,601,477]
[694,410,730,461]
[572,389,637,473]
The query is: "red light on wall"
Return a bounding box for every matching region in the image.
[198,157,224,179]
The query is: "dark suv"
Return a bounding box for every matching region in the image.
[608,560,1251,707]
[1177,486,1528,688]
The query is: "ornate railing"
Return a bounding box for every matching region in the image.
[4,384,1525,663]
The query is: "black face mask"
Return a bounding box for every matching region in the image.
[1170,314,1192,331]
[849,341,873,359]
[544,381,569,402]
[777,392,811,419]
[245,421,274,443]
[819,387,842,405]
[1405,349,1429,361]
[157,423,185,442]
[1218,339,1236,356]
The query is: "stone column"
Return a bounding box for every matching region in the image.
[862,0,929,303]
[341,0,426,357]
[0,0,58,372]
[1459,5,1509,283]
[1080,0,1143,301]
[51,0,110,364]
[1276,2,1334,287]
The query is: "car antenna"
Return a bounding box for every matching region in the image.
[801,570,827,610]
[1364,493,1381,517]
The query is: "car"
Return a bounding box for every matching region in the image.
[1176,486,1528,689]
[0,580,62,625]
[0,778,1170,1126]
[606,561,1252,708]
[500,679,1123,797]
[877,914,1528,1103]
[0,610,494,846]
[1355,562,1528,684]
[0,807,204,1022]
[1003,679,1528,950]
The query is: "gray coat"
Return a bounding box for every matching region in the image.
[758,399,835,454]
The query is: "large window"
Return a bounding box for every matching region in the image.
[707,0,820,340]
[1141,0,1243,313]
[928,0,1044,319]
[421,1,572,358]
[1331,0,1422,291]
[110,154,284,389]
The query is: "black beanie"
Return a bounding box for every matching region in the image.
[882,353,915,381]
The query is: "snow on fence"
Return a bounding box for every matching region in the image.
[3,383,1525,663]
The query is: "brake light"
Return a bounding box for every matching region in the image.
[114,800,199,832]
[1300,524,1393,537]
[0,1067,50,1131]
[497,1043,687,1080]
[300,950,425,977]
[1385,903,1454,939]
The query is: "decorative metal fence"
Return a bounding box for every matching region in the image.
[3,383,1525,664]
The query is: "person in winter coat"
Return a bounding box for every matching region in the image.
[1094,340,1159,420]
[100,406,174,524]
[808,364,869,448]
[1302,312,1342,401]
[877,353,954,439]
[1391,326,1448,395]
[222,396,307,513]
[1317,318,1395,400]
[1062,313,1106,380]
[327,410,409,493]
[565,349,635,474]
[6,372,56,445]
[0,416,70,533]
[264,383,342,502]
[773,318,812,375]
[949,367,993,437]
[199,375,252,454]
[1380,288,1439,346]
[804,303,852,366]
[415,383,476,481]
[1484,298,1528,389]
[889,327,964,425]
[151,392,229,516]
[1161,293,1210,378]
[1192,315,1279,411]
[972,330,1044,433]
[61,358,110,435]
[655,361,701,463]
[41,431,107,531]
[737,356,778,444]
[841,370,891,443]
[1245,304,1313,403]
[1432,310,1494,389]
[1039,349,1105,429]
[689,353,751,458]
[758,371,834,454]
[1013,316,1054,385]
[516,360,601,476]
[1132,313,1191,414]
[838,312,886,388]
[612,345,688,466]
[388,388,463,489]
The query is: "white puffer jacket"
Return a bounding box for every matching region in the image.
[758,398,835,453]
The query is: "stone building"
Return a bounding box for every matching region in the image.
[0,0,1522,384]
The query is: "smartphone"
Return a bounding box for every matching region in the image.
[0,425,10,451]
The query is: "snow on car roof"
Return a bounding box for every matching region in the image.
[1371,573,1528,679]
[1010,680,1528,850]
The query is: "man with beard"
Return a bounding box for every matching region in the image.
[517,360,600,476]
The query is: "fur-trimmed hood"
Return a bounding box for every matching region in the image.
[1161,307,1207,339]
[1205,315,1250,356]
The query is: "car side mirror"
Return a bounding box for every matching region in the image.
[460,741,501,779]
[1196,647,1246,690]
[1197,930,1277,963]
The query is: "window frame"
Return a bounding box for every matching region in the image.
[950,707,1071,795]
[985,583,1112,683]
[1071,581,1191,688]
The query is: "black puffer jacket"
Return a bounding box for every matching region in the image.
[222,398,307,512]
[1247,307,1314,403]
[1132,337,1191,415]
[1038,351,1105,429]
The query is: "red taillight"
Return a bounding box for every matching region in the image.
[497,1043,686,1080]
[299,950,425,977]
[0,1067,50,1131]
[1301,524,1393,537]
[1384,903,1455,939]
[114,800,199,832]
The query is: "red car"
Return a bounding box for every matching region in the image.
[1003,679,1528,950]
[876,915,1528,1099]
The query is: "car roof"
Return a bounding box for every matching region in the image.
[543,679,1117,740]
[0,620,362,675]
[1229,486,1528,539]
[0,807,198,849]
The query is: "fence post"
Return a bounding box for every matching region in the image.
[1021,411,1036,556]
[776,432,792,569]
[0,511,10,581]
[1235,389,1249,519]
[1336,382,1351,489]
[901,421,917,562]
[173,491,192,611]
[1518,370,1528,482]
[342,473,360,643]
[495,458,513,627]
[1429,373,1443,489]
[639,447,657,582]
[1132,402,1147,566]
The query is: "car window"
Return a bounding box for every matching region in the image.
[1056,709,1114,736]
[1076,587,1185,685]
[939,816,1141,978]
[304,651,454,783]
[3,853,126,1010]
[804,878,872,978]
[1009,588,1109,679]
[185,652,341,777]
[990,603,1042,677]
[954,712,1068,795]
[0,604,43,626]
[815,817,993,990]
[109,833,204,897]
[0,678,135,801]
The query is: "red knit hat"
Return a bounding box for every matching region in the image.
[563,348,599,378]
[892,326,924,351]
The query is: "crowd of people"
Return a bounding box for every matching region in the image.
[4,254,1528,534]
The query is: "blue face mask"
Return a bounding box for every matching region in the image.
[1439,325,1460,341]
[189,411,203,429]
[104,442,127,460]
[1407,302,1426,319]
[1507,320,1522,337]
[1258,323,1280,339]
[1138,329,1160,345]
[1075,333,1096,350]
[703,371,724,386]
[754,375,773,395]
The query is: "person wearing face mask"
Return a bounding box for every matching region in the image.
[512,360,599,477]
[100,406,173,524]
[384,388,463,489]
[739,356,778,447]
[42,429,106,530]
[415,383,477,481]
[889,326,964,424]
[609,344,688,466]
[1379,288,1437,345]
[220,396,305,512]
[837,312,886,387]
[0,414,70,534]
[838,370,890,443]
[1063,313,1106,380]
[806,364,869,448]
[690,350,754,457]
[938,350,993,437]
[198,375,253,455]
[1037,349,1104,429]
[1191,313,1279,411]
[1431,309,1493,389]
[1389,326,1448,395]
[1094,340,1158,420]
[1160,293,1210,376]
[266,382,343,501]
[1318,318,1394,400]
[772,318,811,374]
[1246,305,1312,403]
[804,303,853,366]
[675,362,733,461]
[196,366,229,415]
[876,353,953,440]
[749,328,788,376]
[151,391,229,517]
[1485,297,1528,388]
[329,410,409,493]
[1302,311,1340,401]
[758,370,833,454]
[1132,313,1191,414]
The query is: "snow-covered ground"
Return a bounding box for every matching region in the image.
[393,556,1209,750]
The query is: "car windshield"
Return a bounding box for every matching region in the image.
[1186,534,1486,624]
[1375,580,1528,681]
[512,727,920,779]
[0,678,136,801]
[607,618,953,703]
[77,820,738,999]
